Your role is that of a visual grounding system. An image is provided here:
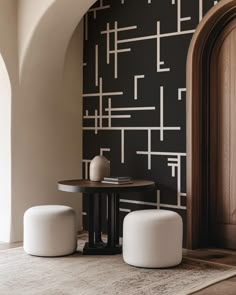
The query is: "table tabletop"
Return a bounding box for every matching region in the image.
[57,179,156,194]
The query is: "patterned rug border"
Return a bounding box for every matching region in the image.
[181,257,236,294]
[179,267,236,295]
[1,246,236,295]
[183,256,236,269]
[1,247,235,268]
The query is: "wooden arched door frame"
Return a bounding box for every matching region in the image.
[187,0,236,249]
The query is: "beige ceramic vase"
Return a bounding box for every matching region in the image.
[89,155,110,181]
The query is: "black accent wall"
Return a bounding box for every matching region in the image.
[82,0,218,242]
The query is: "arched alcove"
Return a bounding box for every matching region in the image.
[6,0,97,242]
[187,0,236,249]
[0,54,12,242]
[18,0,96,76]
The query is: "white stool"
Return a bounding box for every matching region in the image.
[24,205,77,257]
[123,209,183,268]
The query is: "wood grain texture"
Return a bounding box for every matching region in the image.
[229,27,236,225]
[216,224,236,249]
[210,22,232,226]
[217,30,230,224]
[209,20,236,249]
[187,0,236,249]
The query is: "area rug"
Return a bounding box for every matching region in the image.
[1,240,236,295]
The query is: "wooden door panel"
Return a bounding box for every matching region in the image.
[210,21,236,249]
[213,224,236,249]
[229,29,236,225]
[217,32,231,224]
[186,1,236,250]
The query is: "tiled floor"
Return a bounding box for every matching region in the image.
[1,237,236,294]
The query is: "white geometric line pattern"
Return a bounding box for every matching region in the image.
[99,0,210,77]
[101,22,135,78]
[83,85,181,162]
[119,208,131,213]
[82,159,91,180]
[82,153,186,210]
[174,0,192,32]
[178,88,186,101]
[121,0,152,5]
[82,0,217,229]
[199,0,203,22]
[159,86,164,141]
[120,199,158,207]
[95,45,99,86]
[100,148,111,156]
[104,17,195,74]
[120,190,187,210]
[134,75,145,100]
[121,129,125,163]
[88,0,110,19]
[83,77,123,131]
[84,1,111,41]
[136,151,186,208]
[156,22,170,72]
[168,157,179,178]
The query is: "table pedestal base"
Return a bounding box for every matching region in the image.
[83,242,122,255]
[83,192,121,255]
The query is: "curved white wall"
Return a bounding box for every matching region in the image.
[18,0,56,72]
[18,0,96,76]
[0,0,96,242]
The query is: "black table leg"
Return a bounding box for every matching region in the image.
[88,193,94,248]
[107,193,115,247]
[94,193,104,244]
[115,193,120,245]
[83,192,121,255]
[106,193,122,254]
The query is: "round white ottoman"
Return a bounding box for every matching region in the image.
[24,205,77,257]
[123,209,183,268]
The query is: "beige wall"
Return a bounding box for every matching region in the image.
[10,21,84,242]
[0,0,18,242]
[18,0,95,76]
[0,55,12,242]
[18,0,56,71]
[0,0,96,242]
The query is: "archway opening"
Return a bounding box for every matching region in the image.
[7,0,97,242]
[187,0,236,249]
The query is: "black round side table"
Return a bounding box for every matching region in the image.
[58,179,156,255]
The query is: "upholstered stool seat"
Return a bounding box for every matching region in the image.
[123,209,183,268]
[24,205,77,257]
